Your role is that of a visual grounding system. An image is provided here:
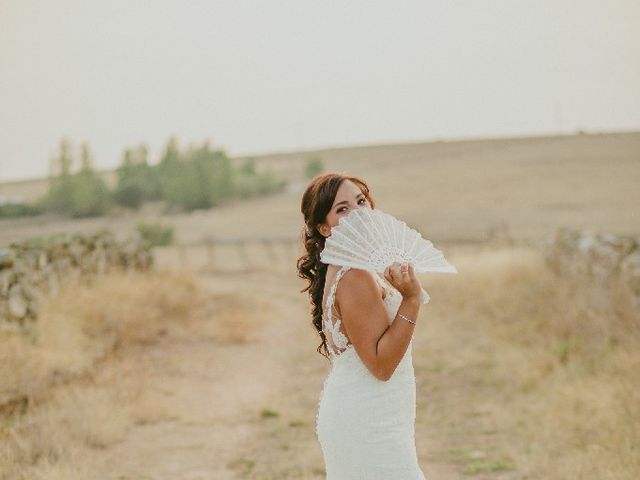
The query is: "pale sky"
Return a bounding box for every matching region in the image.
[1,0,639,181]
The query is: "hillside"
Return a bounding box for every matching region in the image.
[1,131,639,248]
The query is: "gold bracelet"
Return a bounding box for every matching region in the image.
[398,312,416,325]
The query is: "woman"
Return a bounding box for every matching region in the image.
[297,172,428,479]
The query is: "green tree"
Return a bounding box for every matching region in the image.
[113,148,142,208]
[240,157,257,175]
[157,137,184,209]
[304,156,324,179]
[113,144,159,208]
[69,142,111,217]
[43,137,75,213]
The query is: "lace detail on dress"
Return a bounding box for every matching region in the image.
[322,265,352,355]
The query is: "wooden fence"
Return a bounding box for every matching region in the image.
[152,230,508,273]
[153,236,301,272]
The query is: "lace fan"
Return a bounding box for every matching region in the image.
[319,207,457,304]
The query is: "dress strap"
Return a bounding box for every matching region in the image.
[323,265,352,355]
[325,265,351,314]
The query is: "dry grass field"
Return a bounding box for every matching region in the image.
[1,131,639,479]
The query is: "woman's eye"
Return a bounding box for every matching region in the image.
[337,198,366,213]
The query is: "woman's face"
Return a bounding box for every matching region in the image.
[317,179,371,238]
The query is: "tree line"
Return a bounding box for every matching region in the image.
[4,137,288,218]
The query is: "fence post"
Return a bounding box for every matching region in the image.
[237,240,249,271]
[178,244,187,267]
[206,238,216,271]
[171,236,298,272]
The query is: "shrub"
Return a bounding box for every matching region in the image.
[136,222,175,247]
[0,203,43,218]
[304,156,324,179]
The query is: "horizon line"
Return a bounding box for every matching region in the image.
[1,127,639,186]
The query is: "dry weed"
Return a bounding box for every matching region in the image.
[418,247,640,479]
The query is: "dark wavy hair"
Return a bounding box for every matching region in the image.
[296,172,376,360]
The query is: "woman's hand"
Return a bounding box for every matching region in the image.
[383,262,422,301]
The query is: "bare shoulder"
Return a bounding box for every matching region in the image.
[334,268,391,362]
[336,268,381,305]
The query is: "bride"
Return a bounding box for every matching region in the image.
[297,172,428,479]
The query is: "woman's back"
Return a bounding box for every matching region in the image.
[316,265,426,479]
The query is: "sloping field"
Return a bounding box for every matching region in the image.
[1,131,639,247]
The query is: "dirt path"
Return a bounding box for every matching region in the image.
[77,269,297,479]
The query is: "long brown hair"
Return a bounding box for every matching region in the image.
[296,172,376,360]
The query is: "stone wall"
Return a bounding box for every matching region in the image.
[0,230,153,331]
[542,227,640,323]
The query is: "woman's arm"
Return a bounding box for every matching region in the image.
[336,268,421,381]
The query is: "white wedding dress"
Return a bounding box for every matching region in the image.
[316,265,427,479]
